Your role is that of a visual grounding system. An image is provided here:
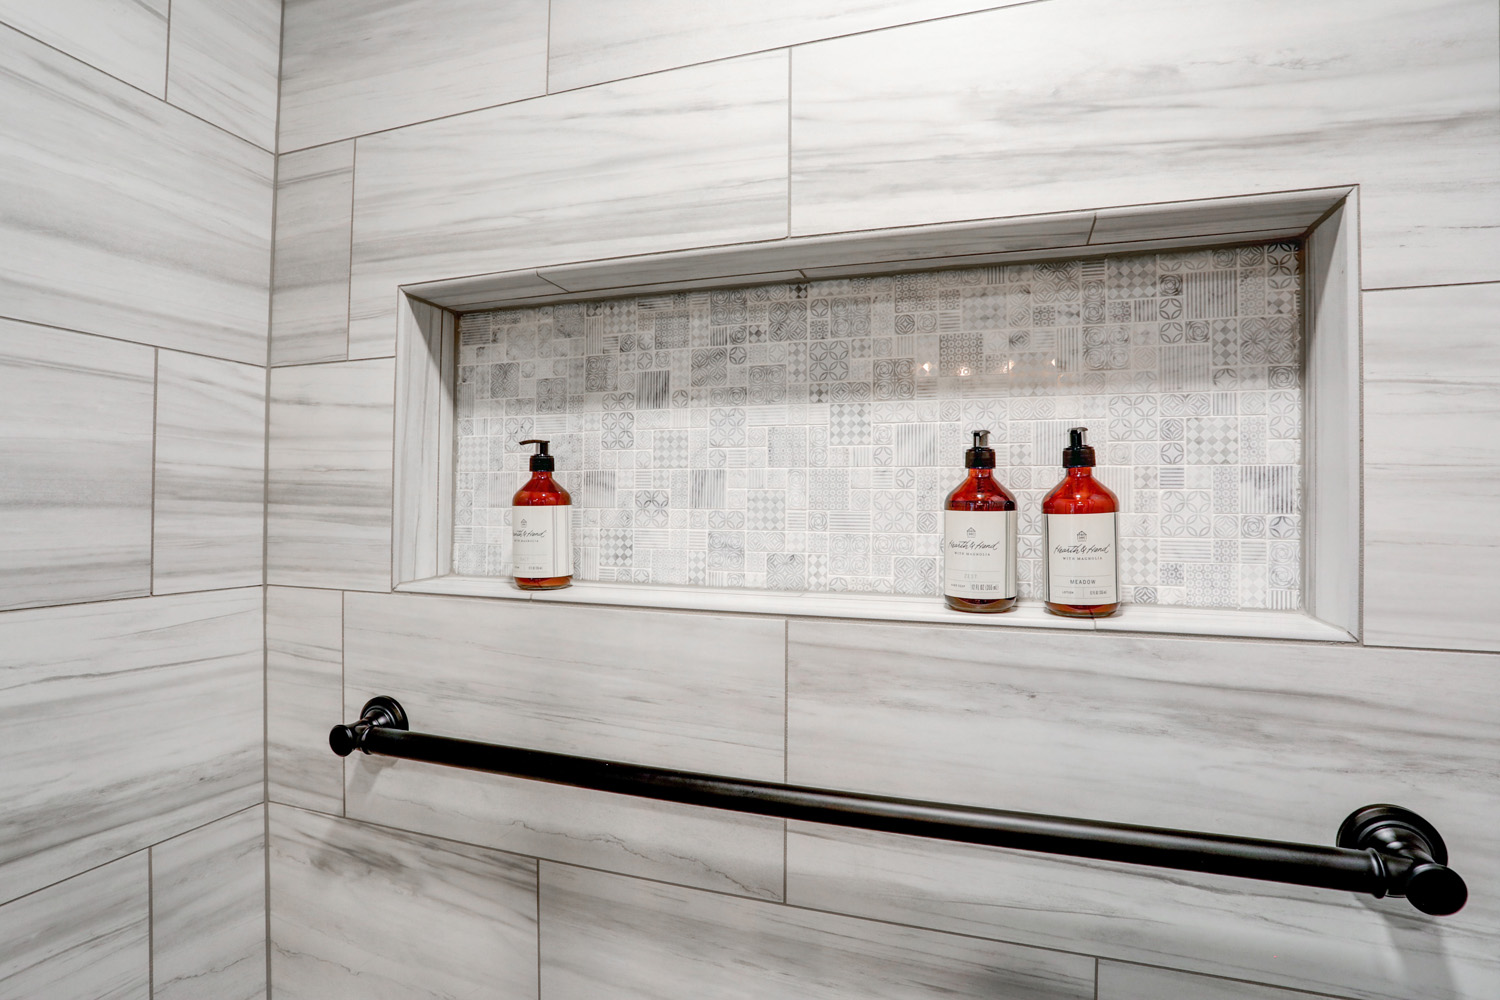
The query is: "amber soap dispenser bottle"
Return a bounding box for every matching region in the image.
[1042,427,1119,617]
[512,439,572,590]
[943,430,1017,613]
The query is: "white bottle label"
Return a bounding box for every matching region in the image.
[512,505,572,578]
[943,510,1017,599]
[1045,512,1118,605]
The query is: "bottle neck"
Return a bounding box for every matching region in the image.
[1065,465,1094,479]
[527,468,556,483]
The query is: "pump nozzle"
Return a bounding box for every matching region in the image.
[519,438,554,472]
[964,429,996,469]
[1062,427,1095,468]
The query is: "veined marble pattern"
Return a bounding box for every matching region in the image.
[0,319,154,611]
[0,853,149,1000]
[1364,283,1500,653]
[539,863,1095,1000]
[278,0,548,151]
[0,589,263,904]
[790,0,1500,289]
[455,245,1304,609]
[1097,962,1322,1000]
[269,804,538,1000]
[348,50,789,359]
[784,620,1500,1000]
[151,806,267,1000]
[268,587,345,813]
[348,757,785,899]
[271,142,355,366]
[267,359,394,591]
[0,0,167,96]
[152,351,267,595]
[165,0,282,150]
[344,592,784,779]
[548,0,1027,91]
[0,24,273,364]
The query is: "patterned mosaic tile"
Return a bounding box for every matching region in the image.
[452,242,1303,609]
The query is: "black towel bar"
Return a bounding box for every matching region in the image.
[331,695,1466,916]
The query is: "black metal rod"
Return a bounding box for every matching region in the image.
[331,697,1467,916]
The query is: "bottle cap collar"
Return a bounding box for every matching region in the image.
[965,429,996,469]
[1063,427,1095,468]
[520,438,555,472]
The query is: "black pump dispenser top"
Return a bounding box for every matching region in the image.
[520,439,554,472]
[965,429,996,469]
[1062,427,1095,468]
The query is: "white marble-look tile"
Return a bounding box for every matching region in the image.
[0,24,273,364]
[267,359,394,591]
[0,319,154,611]
[540,862,1095,1000]
[0,0,167,96]
[790,0,1500,289]
[1363,283,1500,651]
[0,589,263,904]
[348,757,785,899]
[348,51,789,358]
[548,0,1030,92]
[165,0,281,149]
[268,587,345,813]
[271,142,354,366]
[278,0,549,151]
[1093,604,1351,643]
[152,350,267,595]
[1098,961,1321,1000]
[151,806,267,1000]
[1364,380,1500,652]
[785,620,1500,999]
[345,592,784,778]
[269,803,537,1000]
[1364,283,1500,383]
[0,853,149,1000]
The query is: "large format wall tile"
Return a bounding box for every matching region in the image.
[267,359,394,591]
[784,620,1500,1000]
[343,592,787,897]
[278,0,549,151]
[271,142,355,366]
[152,351,267,595]
[348,51,790,358]
[0,853,149,1000]
[152,806,267,1000]
[348,757,784,900]
[166,0,282,150]
[0,319,154,611]
[1364,283,1500,652]
[539,863,1095,1000]
[0,589,263,904]
[0,24,273,364]
[1097,962,1321,1000]
[270,804,538,1000]
[548,0,1025,92]
[268,587,345,813]
[790,0,1500,289]
[345,593,784,777]
[0,0,167,96]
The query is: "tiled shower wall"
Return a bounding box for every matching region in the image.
[0,2,277,997]
[261,2,1499,1000]
[453,244,1304,608]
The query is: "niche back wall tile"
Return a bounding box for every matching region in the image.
[454,243,1303,610]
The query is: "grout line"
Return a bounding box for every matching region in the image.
[345,139,358,362]
[0,312,265,367]
[786,46,793,238]
[161,0,172,100]
[1093,956,1099,1000]
[149,350,160,595]
[147,847,155,996]
[535,859,543,998]
[1361,279,1499,293]
[340,589,347,819]
[544,0,552,94]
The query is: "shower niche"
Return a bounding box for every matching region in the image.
[391,187,1360,643]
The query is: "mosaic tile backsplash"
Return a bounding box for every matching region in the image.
[453,242,1303,609]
